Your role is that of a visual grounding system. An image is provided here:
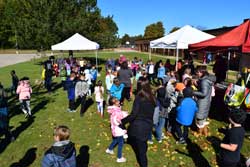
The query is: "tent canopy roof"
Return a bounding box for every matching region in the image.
[150,25,215,49]
[51,33,99,51]
[189,20,250,53]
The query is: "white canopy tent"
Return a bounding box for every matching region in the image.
[150,25,215,69]
[51,33,100,69]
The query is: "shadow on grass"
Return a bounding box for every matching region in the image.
[0,116,35,154]
[76,145,90,167]
[0,98,50,153]
[175,138,211,167]
[75,98,94,116]
[10,147,37,167]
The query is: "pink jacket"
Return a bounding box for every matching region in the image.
[16,80,32,100]
[107,106,128,137]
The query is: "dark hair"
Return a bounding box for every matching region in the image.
[183,77,192,87]
[136,77,156,105]
[108,96,117,106]
[196,65,209,77]
[97,80,102,86]
[113,77,119,83]
[11,70,16,74]
[229,109,247,124]
[121,61,128,69]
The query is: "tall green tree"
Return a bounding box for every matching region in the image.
[0,0,118,49]
[144,21,165,39]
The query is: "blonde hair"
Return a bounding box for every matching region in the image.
[53,125,70,141]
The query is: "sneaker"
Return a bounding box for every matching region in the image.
[71,110,76,113]
[148,141,154,145]
[158,140,162,143]
[117,157,126,163]
[123,134,128,139]
[105,149,114,155]
[176,138,186,144]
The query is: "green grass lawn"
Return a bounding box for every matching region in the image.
[0,51,249,167]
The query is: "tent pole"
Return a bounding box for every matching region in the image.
[149,48,151,60]
[175,49,179,71]
[96,50,100,76]
[227,51,230,81]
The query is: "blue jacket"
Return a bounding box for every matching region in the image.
[90,69,97,81]
[42,141,76,167]
[65,78,75,100]
[110,83,125,100]
[157,66,165,79]
[176,97,197,126]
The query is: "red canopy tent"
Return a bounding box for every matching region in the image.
[189,19,250,53]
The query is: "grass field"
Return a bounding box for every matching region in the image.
[0,51,249,167]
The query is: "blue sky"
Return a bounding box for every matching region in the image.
[97,0,250,37]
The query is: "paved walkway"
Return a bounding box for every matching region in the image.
[0,54,40,68]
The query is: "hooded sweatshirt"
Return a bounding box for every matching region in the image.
[107,106,128,137]
[42,140,76,167]
[16,80,32,100]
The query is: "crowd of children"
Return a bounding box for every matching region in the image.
[0,54,249,167]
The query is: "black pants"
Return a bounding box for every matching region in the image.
[219,160,239,167]
[147,74,154,83]
[128,136,148,167]
[69,99,75,110]
[121,87,131,103]
[157,78,163,86]
[79,96,86,116]
[175,122,189,140]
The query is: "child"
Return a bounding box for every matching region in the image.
[157,62,166,85]
[175,87,197,144]
[90,65,98,89]
[16,77,32,117]
[84,69,92,96]
[110,78,125,102]
[149,85,170,143]
[219,109,246,167]
[105,68,115,102]
[65,73,76,112]
[94,80,104,117]
[105,97,128,163]
[75,74,89,117]
[42,125,76,167]
[10,70,19,95]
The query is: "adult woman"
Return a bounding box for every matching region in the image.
[193,66,215,136]
[117,61,133,104]
[121,77,156,167]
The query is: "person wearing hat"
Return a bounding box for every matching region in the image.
[219,109,247,167]
[175,87,197,144]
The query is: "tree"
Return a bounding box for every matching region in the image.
[121,34,130,45]
[144,21,164,39]
[0,0,118,49]
[169,26,180,33]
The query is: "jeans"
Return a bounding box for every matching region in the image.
[175,121,189,140]
[45,77,52,92]
[108,136,124,158]
[155,117,166,141]
[20,99,31,115]
[97,101,103,116]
